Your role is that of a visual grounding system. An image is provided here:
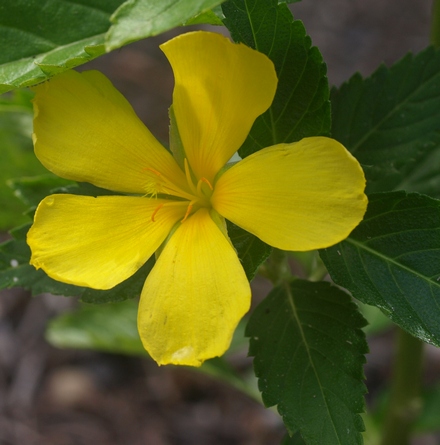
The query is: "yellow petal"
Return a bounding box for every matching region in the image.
[138,208,250,366]
[212,137,368,251]
[27,194,186,289]
[32,70,188,194]
[161,31,277,183]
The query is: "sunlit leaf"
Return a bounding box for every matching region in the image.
[0,0,126,93]
[106,0,225,50]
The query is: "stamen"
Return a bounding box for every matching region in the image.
[197,177,213,195]
[184,159,197,195]
[143,163,196,201]
[143,167,162,177]
[181,201,194,223]
[151,203,164,222]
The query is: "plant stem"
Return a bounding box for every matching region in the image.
[380,328,424,445]
[431,0,440,48]
[260,249,291,286]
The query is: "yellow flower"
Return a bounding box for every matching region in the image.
[27,31,367,366]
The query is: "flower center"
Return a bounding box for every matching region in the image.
[145,159,213,223]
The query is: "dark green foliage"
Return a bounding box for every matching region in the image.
[331,47,440,197]
[247,280,367,444]
[222,0,331,157]
[321,191,440,346]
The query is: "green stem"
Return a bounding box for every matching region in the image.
[380,328,424,445]
[259,249,291,286]
[431,0,440,48]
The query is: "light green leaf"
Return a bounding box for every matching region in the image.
[8,174,74,209]
[46,299,146,355]
[222,0,330,157]
[247,280,367,444]
[0,0,126,93]
[357,301,392,336]
[106,0,225,50]
[47,300,258,397]
[320,191,440,346]
[331,47,440,197]
[184,6,224,25]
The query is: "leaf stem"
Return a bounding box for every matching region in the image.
[431,0,440,48]
[380,328,424,445]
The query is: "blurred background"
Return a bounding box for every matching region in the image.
[0,1,436,444]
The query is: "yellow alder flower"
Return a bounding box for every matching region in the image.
[27,31,367,367]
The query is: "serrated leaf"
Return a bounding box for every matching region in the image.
[247,280,367,444]
[320,191,440,346]
[227,221,272,281]
[106,0,225,50]
[222,0,330,157]
[331,47,440,197]
[0,0,127,93]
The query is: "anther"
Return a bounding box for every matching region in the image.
[144,167,162,177]
[200,177,213,190]
[151,203,164,222]
[181,202,194,223]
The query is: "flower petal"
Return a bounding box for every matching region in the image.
[138,207,251,366]
[27,194,186,289]
[161,31,277,182]
[32,70,188,194]
[212,137,368,251]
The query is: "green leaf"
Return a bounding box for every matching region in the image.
[247,280,367,444]
[356,301,392,336]
[106,0,225,50]
[80,258,154,304]
[46,300,259,398]
[8,174,74,209]
[281,431,307,444]
[227,222,272,281]
[0,93,48,228]
[222,0,330,157]
[0,224,83,296]
[320,191,440,346]
[184,6,224,25]
[0,0,126,93]
[331,47,440,197]
[46,299,146,355]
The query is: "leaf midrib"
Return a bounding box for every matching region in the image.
[347,237,440,288]
[350,59,440,154]
[283,281,343,444]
